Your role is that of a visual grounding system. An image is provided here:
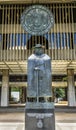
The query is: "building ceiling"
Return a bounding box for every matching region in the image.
[0,60,76,75]
[0,60,76,87]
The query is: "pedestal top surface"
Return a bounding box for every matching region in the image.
[26,102,54,109]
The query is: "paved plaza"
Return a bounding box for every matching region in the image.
[0,112,76,130]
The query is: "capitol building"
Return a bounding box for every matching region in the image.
[0,0,76,107]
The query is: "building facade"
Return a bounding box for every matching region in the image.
[0,0,76,106]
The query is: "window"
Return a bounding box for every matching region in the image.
[0,9,2,24]
[73,8,76,23]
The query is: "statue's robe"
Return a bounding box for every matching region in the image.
[27,53,52,97]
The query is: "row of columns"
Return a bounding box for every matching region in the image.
[0,69,76,107]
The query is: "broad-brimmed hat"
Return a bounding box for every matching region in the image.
[33,44,45,49]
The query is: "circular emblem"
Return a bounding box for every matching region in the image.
[37,119,43,128]
[21,5,54,35]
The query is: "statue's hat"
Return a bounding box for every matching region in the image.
[35,44,42,48]
[33,44,45,49]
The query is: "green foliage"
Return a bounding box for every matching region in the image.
[54,88,65,98]
[11,87,20,92]
[62,76,67,81]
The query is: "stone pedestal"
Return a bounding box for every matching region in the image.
[1,70,9,107]
[25,102,55,130]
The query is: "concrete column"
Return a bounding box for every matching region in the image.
[1,69,9,107]
[0,87,1,106]
[67,69,76,106]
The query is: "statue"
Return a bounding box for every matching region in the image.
[21,5,55,130]
[27,44,52,102]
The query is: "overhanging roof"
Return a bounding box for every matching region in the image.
[0,0,75,4]
[0,60,76,75]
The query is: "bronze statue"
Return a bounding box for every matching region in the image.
[27,44,52,102]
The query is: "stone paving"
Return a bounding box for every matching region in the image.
[0,112,76,130]
[56,113,76,130]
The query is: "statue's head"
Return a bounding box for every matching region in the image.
[34,44,44,56]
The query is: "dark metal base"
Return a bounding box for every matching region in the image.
[25,102,55,130]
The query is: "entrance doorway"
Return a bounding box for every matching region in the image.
[9,87,26,105]
[53,87,68,106]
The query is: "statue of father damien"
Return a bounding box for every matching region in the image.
[27,44,52,100]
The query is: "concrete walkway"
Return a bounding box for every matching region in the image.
[0,112,24,130]
[0,112,76,130]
